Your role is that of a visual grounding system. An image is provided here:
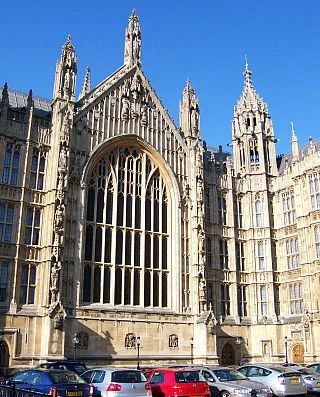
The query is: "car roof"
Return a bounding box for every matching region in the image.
[84,367,140,371]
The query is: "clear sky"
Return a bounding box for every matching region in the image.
[1,0,319,155]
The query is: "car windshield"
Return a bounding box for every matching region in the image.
[111,371,146,383]
[175,371,204,383]
[50,372,86,384]
[71,365,87,375]
[213,369,247,382]
[271,366,293,373]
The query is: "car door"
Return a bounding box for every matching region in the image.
[246,366,270,387]
[148,371,165,397]
[201,370,219,397]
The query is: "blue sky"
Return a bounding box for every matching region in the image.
[1,0,320,155]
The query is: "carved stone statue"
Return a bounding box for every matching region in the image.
[121,98,130,120]
[140,104,148,126]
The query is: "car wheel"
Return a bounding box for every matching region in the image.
[220,391,230,397]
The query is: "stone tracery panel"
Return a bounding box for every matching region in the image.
[82,146,170,308]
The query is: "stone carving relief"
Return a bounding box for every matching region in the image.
[169,334,179,349]
[125,333,137,349]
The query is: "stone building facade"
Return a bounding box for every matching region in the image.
[0,11,318,369]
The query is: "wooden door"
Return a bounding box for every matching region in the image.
[221,343,235,365]
[293,344,304,363]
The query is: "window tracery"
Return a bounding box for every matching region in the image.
[83,147,169,308]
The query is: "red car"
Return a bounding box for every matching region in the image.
[145,368,210,397]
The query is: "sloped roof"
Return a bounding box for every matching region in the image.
[0,87,51,116]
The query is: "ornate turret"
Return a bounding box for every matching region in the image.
[79,67,91,100]
[53,35,77,101]
[231,60,277,175]
[291,122,299,162]
[180,79,200,138]
[124,10,141,66]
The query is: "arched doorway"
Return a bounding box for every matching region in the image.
[221,343,235,365]
[292,344,304,363]
[0,341,9,375]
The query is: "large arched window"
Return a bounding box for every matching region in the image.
[82,147,170,308]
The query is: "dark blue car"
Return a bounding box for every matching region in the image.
[6,368,95,397]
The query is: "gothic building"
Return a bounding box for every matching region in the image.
[0,11,319,370]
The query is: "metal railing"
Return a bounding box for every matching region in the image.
[0,384,49,397]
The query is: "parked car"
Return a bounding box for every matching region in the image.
[198,366,271,397]
[5,368,95,397]
[237,364,307,396]
[306,363,320,373]
[81,367,148,397]
[36,361,87,375]
[296,367,320,393]
[145,368,210,397]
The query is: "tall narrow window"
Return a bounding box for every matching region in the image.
[282,191,296,226]
[218,195,227,225]
[255,198,262,227]
[286,238,300,268]
[234,196,243,228]
[260,285,267,316]
[206,238,212,267]
[315,225,320,259]
[29,149,46,190]
[289,283,304,314]
[83,148,170,307]
[236,241,245,271]
[0,261,9,302]
[24,207,41,245]
[0,203,14,242]
[2,144,20,185]
[310,174,320,210]
[219,239,228,269]
[19,264,36,304]
[205,189,210,222]
[237,286,247,317]
[221,284,230,316]
[258,241,265,270]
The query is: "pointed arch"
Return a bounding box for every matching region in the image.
[80,135,181,311]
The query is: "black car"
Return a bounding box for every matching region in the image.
[36,361,87,375]
[5,368,94,397]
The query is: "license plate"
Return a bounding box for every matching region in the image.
[290,379,299,383]
[67,392,83,396]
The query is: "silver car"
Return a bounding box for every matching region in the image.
[296,368,320,393]
[81,367,148,397]
[198,366,271,397]
[237,365,307,397]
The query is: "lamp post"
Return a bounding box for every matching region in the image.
[72,333,79,361]
[136,336,141,370]
[190,337,194,365]
[236,337,242,365]
[284,336,288,364]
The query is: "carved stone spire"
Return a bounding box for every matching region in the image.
[180,79,200,137]
[0,83,9,130]
[124,9,141,66]
[27,89,34,109]
[53,35,77,101]
[291,122,299,162]
[1,82,9,106]
[232,61,278,175]
[79,67,91,100]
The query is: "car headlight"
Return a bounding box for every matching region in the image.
[233,388,251,395]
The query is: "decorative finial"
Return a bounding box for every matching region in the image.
[27,89,33,109]
[63,34,75,52]
[1,82,9,104]
[79,67,91,99]
[243,55,252,87]
[124,10,141,66]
